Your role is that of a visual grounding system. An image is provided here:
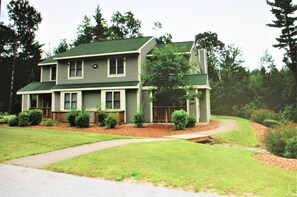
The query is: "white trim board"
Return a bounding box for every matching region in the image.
[54,51,139,60]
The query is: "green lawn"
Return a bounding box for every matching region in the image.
[0,126,130,162]
[45,140,296,197]
[212,115,259,147]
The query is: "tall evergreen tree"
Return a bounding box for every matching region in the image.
[3,0,42,113]
[93,5,109,41]
[266,0,297,105]
[73,15,94,46]
[53,39,69,55]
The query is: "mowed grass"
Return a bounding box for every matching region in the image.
[0,126,130,162]
[45,141,296,197]
[212,116,259,147]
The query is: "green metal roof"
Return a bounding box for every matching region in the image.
[39,56,57,65]
[52,81,139,90]
[188,74,208,85]
[18,82,56,92]
[148,41,194,55]
[54,37,153,59]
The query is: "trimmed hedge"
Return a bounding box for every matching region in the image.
[97,111,107,126]
[284,136,297,159]
[29,109,43,125]
[134,112,144,128]
[263,119,281,127]
[75,113,90,128]
[41,120,58,126]
[171,110,188,130]
[8,116,19,126]
[105,115,117,129]
[66,110,80,127]
[18,111,30,127]
[186,116,196,128]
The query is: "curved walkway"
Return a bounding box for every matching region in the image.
[5,119,238,168]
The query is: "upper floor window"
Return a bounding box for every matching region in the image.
[51,66,56,81]
[108,57,125,77]
[64,93,77,110]
[69,60,83,79]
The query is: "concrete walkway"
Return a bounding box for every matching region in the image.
[5,119,238,168]
[0,164,221,197]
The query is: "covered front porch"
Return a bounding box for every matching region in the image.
[28,94,52,118]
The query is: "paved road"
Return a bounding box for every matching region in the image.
[0,164,221,197]
[5,120,238,168]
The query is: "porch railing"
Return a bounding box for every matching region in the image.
[30,107,52,118]
[94,111,125,125]
[51,111,68,122]
[153,106,186,123]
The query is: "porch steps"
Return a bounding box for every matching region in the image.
[165,134,212,143]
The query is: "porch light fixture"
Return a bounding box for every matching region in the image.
[93,64,98,69]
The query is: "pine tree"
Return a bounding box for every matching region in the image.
[266,0,297,105]
[93,5,108,41]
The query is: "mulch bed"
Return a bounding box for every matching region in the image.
[31,120,220,138]
[251,122,297,171]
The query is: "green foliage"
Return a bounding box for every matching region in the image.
[97,111,107,126]
[73,15,94,46]
[186,116,196,128]
[263,119,281,127]
[109,11,142,39]
[232,100,265,119]
[66,110,80,127]
[279,105,297,123]
[171,110,188,130]
[143,44,191,107]
[75,112,90,128]
[41,120,58,126]
[53,39,69,55]
[18,111,30,127]
[133,112,144,128]
[0,114,16,124]
[264,124,297,157]
[105,115,117,129]
[28,109,42,125]
[284,136,297,159]
[8,116,19,126]
[250,109,278,124]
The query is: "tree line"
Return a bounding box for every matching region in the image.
[0,0,296,118]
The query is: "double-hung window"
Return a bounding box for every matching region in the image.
[69,60,82,78]
[108,57,125,76]
[64,93,77,110]
[105,91,121,109]
[51,66,56,81]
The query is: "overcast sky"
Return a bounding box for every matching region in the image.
[1,0,296,69]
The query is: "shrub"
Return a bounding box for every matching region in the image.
[75,112,90,128]
[134,112,144,128]
[250,109,278,124]
[66,110,80,126]
[284,136,297,159]
[105,115,117,129]
[264,124,297,157]
[232,100,265,119]
[18,111,30,127]
[263,119,281,127]
[186,116,196,128]
[279,105,297,123]
[28,109,43,125]
[97,111,107,126]
[8,116,19,126]
[171,110,188,130]
[0,115,16,124]
[41,120,58,126]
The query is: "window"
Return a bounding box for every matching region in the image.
[64,93,77,110]
[105,91,121,109]
[51,66,56,81]
[69,60,82,78]
[108,57,125,76]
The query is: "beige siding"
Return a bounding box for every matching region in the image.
[188,90,197,117]
[199,89,210,122]
[41,66,51,82]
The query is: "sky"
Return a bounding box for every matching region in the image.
[1,0,296,70]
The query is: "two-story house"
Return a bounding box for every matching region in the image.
[17,36,211,124]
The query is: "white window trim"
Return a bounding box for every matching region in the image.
[67,60,84,80]
[107,57,126,78]
[50,65,57,81]
[101,90,125,111]
[60,91,82,111]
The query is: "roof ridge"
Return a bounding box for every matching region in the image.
[78,36,154,46]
